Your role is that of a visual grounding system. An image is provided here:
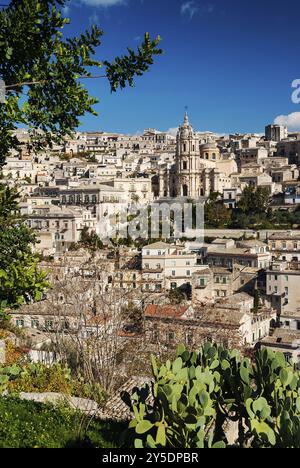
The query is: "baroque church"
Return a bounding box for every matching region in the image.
[158,113,237,199]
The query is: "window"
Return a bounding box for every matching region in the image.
[31,319,39,329]
[45,320,54,330]
[152,330,159,344]
[186,331,193,346]
[171,282,177,289]
[172,270,176,277]
[186,261,191,266]
[168,331,175,343]
[186,270,191,277]
[16,319,24,328]
[199,278,206,288]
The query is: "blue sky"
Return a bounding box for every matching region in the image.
[61,0,300,134]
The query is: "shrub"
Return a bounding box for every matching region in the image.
[122,343,300,448]
[0,362,106,406]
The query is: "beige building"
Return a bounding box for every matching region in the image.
[260,329,300,363]
[161,113,237,199]
[266,261,300,315]
[268,232,300,262]
[142,242,207,294]
[144,303,275,350]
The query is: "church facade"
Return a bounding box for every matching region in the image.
[158,113,237,200]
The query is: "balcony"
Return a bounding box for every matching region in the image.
[143,268,163,274]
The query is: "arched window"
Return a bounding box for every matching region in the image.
[182,185,188,197]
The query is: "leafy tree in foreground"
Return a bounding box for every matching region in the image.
[123,344,300,448]
[0,0,162,165]
[0,186,48,322]
[0,0,162,320]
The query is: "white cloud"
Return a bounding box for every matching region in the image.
[274,112,300,131]
[166,127,179,137]
[181,1,214,19]
[181,1,198,19]
[78,0,126,6]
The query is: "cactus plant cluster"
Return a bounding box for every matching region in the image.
[0,364,22,392]
[122,343,300,448]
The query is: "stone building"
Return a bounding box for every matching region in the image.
[144,303,275,350]
[162,113,237,199]
[266,260,300,315]
[268,232,300,262]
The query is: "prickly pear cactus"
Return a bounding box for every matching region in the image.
[123,344,300,448]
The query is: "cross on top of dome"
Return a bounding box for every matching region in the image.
[183,106,189,126]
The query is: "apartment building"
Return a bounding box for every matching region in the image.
[206,240,271,270]
[268,232,300,262]
[260,329,300,364]
[266,261,300,316]
[144,303,275,350]
[142,242,207,294]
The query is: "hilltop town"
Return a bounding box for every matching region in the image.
[2,113,300,384]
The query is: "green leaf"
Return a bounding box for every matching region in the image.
[212,441,226,449]
[253,397,269,415]
[240,366,250,385]
[136,420,154,435]
[280,369,288,386]
[200,390,209,408]
[134,439,144,449]
[156,424,166,446]
[172,357,183,375]
[151,355,158,377]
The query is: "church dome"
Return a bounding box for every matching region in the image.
[201,140,218,151]
[177,112,194,139]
